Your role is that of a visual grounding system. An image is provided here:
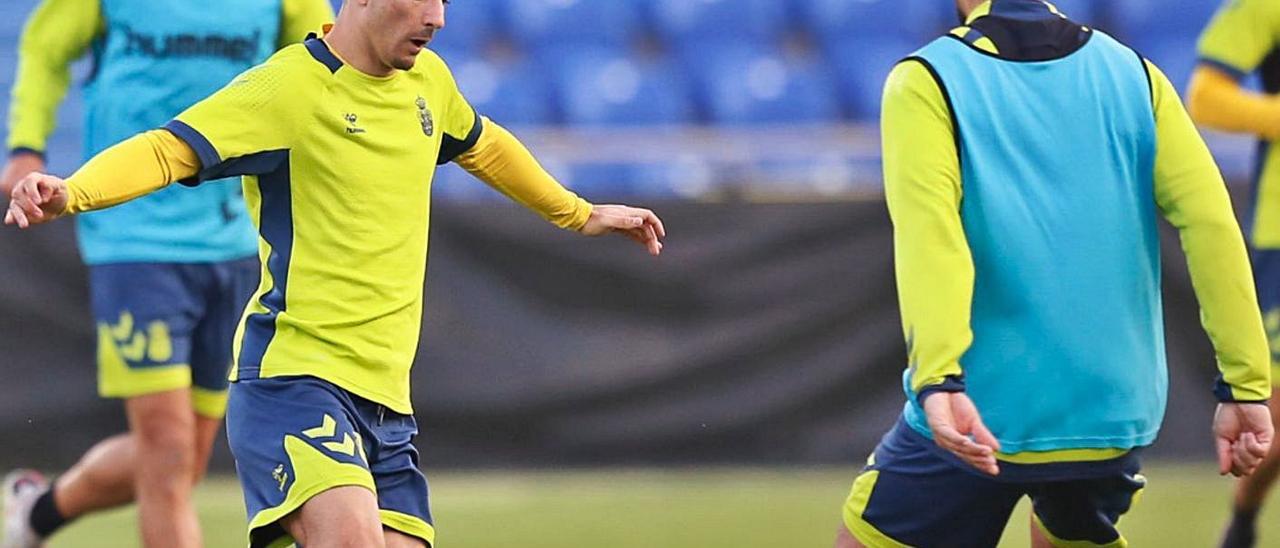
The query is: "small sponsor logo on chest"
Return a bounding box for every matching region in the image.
[344,113,365,134]
[339,99,433,138]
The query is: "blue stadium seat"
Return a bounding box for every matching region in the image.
[647,0,788,47]
[825,38,917,120]
[799,0,949,44]
[431,0,506,55]
[1131,37,1199,93]
[688,44,840,125]
[451,58,555,127]
[504,0,641,50]
[1106,0,1220,41]
[553,50,693,126]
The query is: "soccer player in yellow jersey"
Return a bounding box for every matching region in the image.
[1,1,331,547]
[4,0,666,546]
[1190,1,1280,546]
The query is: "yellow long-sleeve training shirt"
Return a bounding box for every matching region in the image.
[57,38,593,413]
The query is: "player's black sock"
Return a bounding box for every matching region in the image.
[28,488,71,537]
[1220,507,1259,548]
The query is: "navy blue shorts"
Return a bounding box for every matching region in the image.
[88,258,258,417]
[842,418,1145,547]
[226,376,434,547]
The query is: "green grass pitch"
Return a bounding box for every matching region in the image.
[31,464,1280,547]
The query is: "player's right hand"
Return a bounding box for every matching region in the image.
[0,152,46,198]
[4,172,69,229]
[1213,402,1274,477]
[922,391,1001,476]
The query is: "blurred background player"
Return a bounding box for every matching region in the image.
[837,0,1274,546]
[0,0,332,546]
[4,0,666,546]
[1190,1,1280,547]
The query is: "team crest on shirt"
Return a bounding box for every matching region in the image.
[416,96,434,137]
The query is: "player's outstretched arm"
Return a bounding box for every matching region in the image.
[1187,66,1280,140]
[454,117,665,255]
[4,129,200,229]
[1190,0,1280,139]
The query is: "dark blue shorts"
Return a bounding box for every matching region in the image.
[88,258,258,417]
[842,418,1144,547]
[226,376,434,547]
[1253,249,1280,383]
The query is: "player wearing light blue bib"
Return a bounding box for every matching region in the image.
[0,0,331,546]
[837,1,1274,546]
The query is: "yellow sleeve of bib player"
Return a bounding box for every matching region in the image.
[1149,59,1272,402]
[880,60,974,396]
[6,0,104,156]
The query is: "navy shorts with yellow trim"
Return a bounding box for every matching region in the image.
[226,375,434,548]
[1253,249,1280,385]
[89,258,258,417]
[843,418,1145,547]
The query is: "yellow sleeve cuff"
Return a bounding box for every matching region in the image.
[452,118,593,231]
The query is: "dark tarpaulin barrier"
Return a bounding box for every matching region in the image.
[0,200,1229,469]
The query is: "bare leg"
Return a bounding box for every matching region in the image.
[126,389,201,548]
[54,417,218,514]
[50,395,220,520]
[834,523,865,548]
[52,434,137,517]
[281,486,384,548]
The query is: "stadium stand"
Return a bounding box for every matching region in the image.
[0,0,1257,197]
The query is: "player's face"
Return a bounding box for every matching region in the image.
[368,0,446,71]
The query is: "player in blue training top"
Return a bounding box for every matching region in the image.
[0,1,332,546]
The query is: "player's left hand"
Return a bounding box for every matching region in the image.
[1213,402,1274,477]
[580,204,666,256]
[4,171,69,229]
[923,391,1001,476]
